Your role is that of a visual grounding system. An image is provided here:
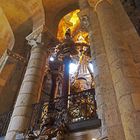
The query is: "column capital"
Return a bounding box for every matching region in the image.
[26,25,59,50]
[26,25,43,48]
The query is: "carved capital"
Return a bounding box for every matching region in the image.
[27,34,42,48]
[26,25,59,50]
[26,25,43,48]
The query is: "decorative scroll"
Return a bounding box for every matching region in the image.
[68,89,96,122]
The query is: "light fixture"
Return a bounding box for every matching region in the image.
[92,138,97,140]
[49,56,55,61]
[69,63,78,74]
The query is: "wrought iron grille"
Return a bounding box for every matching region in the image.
[0,110,13,137]
[68,89,97,122]
[27,88,97,138]
[0,89,97,138]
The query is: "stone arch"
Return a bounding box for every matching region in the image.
[43,0,79,36]
[54,3,79,36]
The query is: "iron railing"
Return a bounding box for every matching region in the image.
[0,88,97,138]
[27,88,97,138]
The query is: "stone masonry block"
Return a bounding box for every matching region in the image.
[19,81,40,94]
[15,93,37,107]
[132,93,140,111]
[9,116,29,132]
[25,67,42,76]
[105,108,120,127]
[12,106,32,118]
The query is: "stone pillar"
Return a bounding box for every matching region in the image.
[5,33,47,140]
[79,0,125,140]
[89,11,126,140]
[87,0,140,140]
[112,0,140,73]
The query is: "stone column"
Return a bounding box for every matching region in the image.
[5,32,47,140]
[79,0,125,140]
[112,0,140,73]
[87,0,140,140]
[89,11,126,140]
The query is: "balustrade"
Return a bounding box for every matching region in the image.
[0,89,101,139]
[27,88,98,138]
